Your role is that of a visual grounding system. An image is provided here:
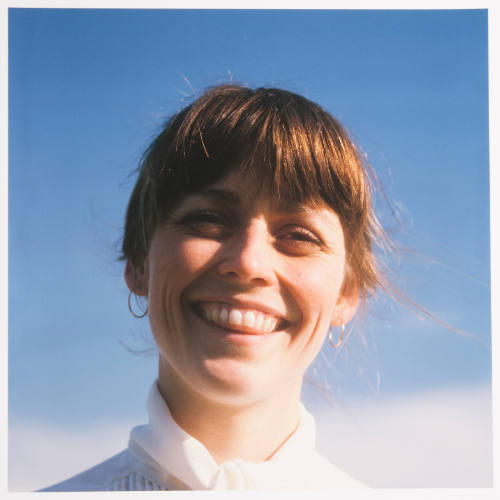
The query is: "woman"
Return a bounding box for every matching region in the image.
[43,84,385,490]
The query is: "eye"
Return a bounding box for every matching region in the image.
[275,225,323,255]
[178,210,233,239]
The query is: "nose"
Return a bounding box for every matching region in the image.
[217,219,276,286]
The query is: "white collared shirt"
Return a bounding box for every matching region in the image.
[41,381,366,491]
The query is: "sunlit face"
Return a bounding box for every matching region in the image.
[129,170,357,406]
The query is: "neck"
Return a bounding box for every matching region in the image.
[157,360,303,464]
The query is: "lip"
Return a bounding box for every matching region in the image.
[191,297,288,321]
[190,297,290,335]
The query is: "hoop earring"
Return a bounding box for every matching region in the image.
[328,324,345,349]
[128,291,148,319]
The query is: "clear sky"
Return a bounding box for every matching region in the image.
[8,7,492,489]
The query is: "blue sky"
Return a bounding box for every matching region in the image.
[8,6,490,444]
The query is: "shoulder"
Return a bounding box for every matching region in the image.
[38,450,132,492]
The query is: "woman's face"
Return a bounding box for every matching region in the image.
[130,170,357,405]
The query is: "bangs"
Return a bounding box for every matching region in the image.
[160,86,363,222]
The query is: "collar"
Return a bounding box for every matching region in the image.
[128,381,318,490]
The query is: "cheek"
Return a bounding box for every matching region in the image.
[275,268,340,375]
[290,259,346,315]
[289,261,346,366]
[147,239,221,349]
[148,238,221,301]
[173,240,222,282]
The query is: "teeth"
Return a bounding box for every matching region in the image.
[229,309,243,326]
[220,307,229,324]
[254,314,264,331]
[209,308,217,322]
[201,303,280,334]
[263,317,276,333]
[243,311,255,328]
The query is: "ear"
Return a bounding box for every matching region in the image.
[331,270,359,327]
[124,260,148,297]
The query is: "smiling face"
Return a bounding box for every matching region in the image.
[127,170,358,407]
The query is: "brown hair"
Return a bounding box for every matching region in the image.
[121,84,390,299]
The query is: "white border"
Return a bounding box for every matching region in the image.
[3,2,498,499]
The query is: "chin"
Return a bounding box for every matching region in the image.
[189,355,303,407]
[190,358,282,406]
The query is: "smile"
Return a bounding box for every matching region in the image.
[195,302,285,335]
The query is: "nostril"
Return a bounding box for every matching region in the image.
[218,264,272,286]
